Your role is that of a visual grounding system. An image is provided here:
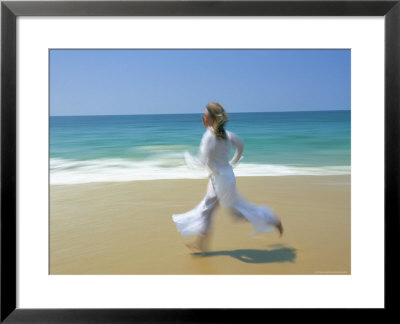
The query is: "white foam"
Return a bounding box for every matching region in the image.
[233,163,351,177]
[50,158,350,185]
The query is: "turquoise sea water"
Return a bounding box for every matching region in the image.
[50,111,351,184]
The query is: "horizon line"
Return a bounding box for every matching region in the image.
[50,109,351,117]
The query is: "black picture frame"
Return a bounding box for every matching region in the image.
[1,0,398,322]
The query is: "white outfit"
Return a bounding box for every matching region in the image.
[172,127,279,237]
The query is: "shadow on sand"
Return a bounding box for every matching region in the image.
[191,246,297,264]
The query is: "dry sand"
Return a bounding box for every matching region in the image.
[50,175,350,275]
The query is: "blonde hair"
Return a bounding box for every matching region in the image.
[206,102,229,139]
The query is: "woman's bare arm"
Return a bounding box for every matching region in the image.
[229,132,244,165]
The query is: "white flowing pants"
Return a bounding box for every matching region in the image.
[172,175,280,237]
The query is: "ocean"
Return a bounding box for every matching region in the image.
[50,110,351,185]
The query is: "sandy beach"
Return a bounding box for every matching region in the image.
[49,175,350,275]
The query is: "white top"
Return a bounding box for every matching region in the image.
[197,127,244,176]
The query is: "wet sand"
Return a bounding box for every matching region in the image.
[50,175,350,275]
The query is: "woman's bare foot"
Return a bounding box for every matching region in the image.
[185,242,203,253]
[276,220,284,237]
[198,235,209,252]
[185,234,210,253]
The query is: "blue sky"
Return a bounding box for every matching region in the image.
[50,49,350,116]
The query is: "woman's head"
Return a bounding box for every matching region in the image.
[203,102,229,139]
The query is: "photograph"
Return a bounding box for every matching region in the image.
[49,49,351,275]
[3,0,398,320]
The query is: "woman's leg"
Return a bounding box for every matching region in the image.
[173,179,220,251]
[228,197,283,236]
[230,207,283,236]
[213,170,283,236]
[200,180,220,235]
[195,180,219,251]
